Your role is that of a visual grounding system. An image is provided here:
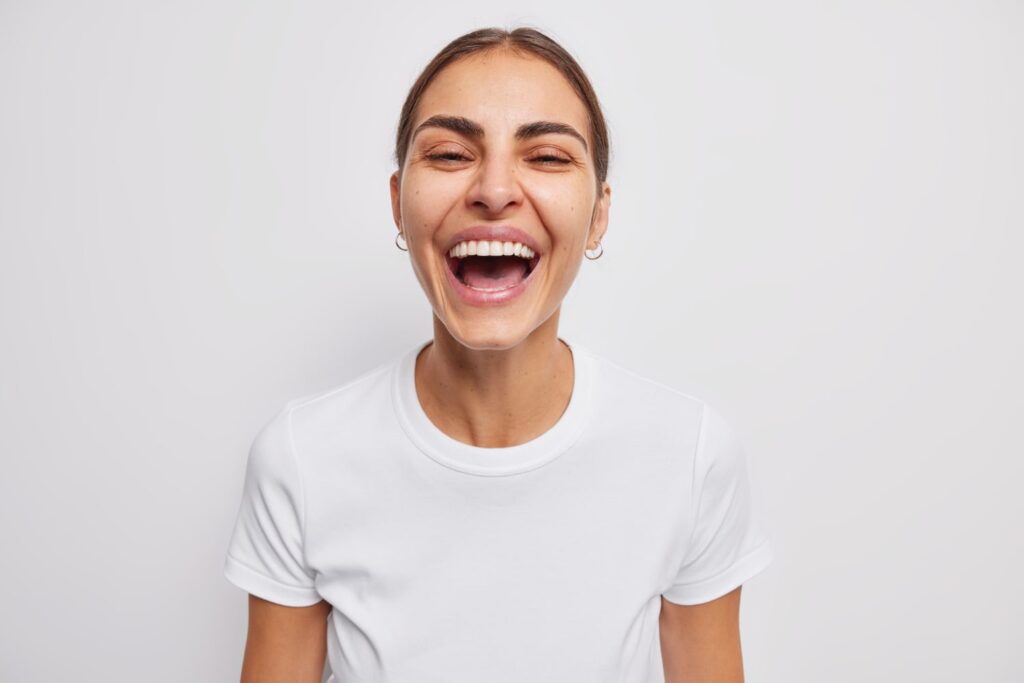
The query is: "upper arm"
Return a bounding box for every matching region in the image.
[225,404,331,681]
[662,403,774,607]
[660,586,744,683]
[240,594,332,683]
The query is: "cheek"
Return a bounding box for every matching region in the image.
[527,180,594,241]
[528,173,593,210]
[401,177,460,225]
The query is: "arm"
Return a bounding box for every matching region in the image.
[239,594,332,683]
[660,586,744,683]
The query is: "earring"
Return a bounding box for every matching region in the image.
[584,241,604,260]
[395,231,408,251]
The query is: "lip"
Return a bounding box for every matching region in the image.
[442,225,543,256]
[443,248,541,306]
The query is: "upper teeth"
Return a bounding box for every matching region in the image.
[447,240,536,259]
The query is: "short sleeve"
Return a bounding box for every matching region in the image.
[662,402,775,605]
[223,403,322,606]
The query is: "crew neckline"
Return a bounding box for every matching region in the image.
[391,337,594,477]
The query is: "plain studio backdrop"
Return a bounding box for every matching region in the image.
[1,1,1020,681]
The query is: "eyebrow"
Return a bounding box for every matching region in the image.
[411,114,589,152]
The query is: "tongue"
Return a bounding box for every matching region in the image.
[460,255,529,290]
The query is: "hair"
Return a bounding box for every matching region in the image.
[393,26,610,193]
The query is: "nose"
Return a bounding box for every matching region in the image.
[465,151,523,214]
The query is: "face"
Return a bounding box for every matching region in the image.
[389,49,611,351]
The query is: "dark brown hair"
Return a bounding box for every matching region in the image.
[393,26,610,193]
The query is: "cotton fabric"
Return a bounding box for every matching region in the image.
[224,337,774,682]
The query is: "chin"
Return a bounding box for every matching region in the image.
[435,318,539,352]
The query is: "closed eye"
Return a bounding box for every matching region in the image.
[424,152,572,165]
[529,154,572,165]
[424,151,470,162]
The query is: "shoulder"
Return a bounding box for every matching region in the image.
[282,353,398,431]
[580,343,708,426]
[245,352,399,474]
[578,345,753,476]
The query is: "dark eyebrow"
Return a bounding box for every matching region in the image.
[515,120,589,152]
[412,115,589,152]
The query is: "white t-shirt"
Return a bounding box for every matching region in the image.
[224,337,774,682]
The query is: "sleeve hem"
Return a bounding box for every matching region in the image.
[661,538,774,606]
[223,554,322,607]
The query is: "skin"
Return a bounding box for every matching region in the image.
[239,595,330,682]
[660,587,746,683]
[388,48,610,448]
[238,46,747,683]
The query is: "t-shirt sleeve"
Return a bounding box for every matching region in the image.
[662,401,775,605]
[223,403,322,607]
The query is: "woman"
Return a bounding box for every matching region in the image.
[224,26,774,683]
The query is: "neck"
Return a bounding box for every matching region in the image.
[414,314,573,448]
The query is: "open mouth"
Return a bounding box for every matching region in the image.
[445,252,541,291]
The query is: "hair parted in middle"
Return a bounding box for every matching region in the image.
[392,26,611,194]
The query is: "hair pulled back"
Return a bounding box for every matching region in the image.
[393,27,610,193]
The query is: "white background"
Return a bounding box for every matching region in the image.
[1,1,1020,681]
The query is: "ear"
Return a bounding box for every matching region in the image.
[389,171,402,229]
[587,180,611,249]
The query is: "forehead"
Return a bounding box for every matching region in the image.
[414,50,590,140]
